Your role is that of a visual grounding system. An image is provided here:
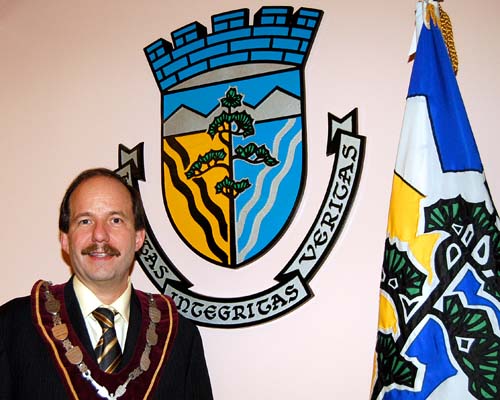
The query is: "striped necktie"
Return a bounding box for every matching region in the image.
[92,307,122,373]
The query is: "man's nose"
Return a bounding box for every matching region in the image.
[92,220,110,242]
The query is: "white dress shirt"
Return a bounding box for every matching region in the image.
[73,275,131,352]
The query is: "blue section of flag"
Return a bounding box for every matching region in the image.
[455,270,500,323]
[384,319,457,400]
[408,22,483,173]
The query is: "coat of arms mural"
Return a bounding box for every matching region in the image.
[114,6,365,328]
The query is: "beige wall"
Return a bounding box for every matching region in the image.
[1,1,499,398]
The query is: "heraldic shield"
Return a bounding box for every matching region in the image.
[145,7,322,268]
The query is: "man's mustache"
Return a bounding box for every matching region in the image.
[81,243,121,257]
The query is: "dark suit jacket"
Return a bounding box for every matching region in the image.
[0,281,213,399]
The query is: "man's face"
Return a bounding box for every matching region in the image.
[60,176,145,297]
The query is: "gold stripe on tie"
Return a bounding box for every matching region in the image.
[92,307,123,373]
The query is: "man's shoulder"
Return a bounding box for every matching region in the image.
[0,294,32,337]
[177,312,199,332]
[0,280,69,320]
[0,294,31,316]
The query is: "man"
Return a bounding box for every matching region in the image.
[0,168,213,399]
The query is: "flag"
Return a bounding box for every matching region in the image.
[371,4,500,400]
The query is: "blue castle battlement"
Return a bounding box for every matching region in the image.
[144,7,322,92]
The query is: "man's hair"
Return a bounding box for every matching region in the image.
[59,168,146,233]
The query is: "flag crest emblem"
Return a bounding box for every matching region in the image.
[372,6,500,400]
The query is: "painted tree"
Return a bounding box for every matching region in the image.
[185,87,279,199]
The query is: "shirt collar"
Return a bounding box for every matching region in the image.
[73,275,131,322]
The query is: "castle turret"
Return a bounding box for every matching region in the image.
[144,7,322,92]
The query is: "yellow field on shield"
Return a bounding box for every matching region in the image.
[162,131,231,264]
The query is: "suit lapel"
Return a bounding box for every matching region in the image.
[64,278,96,362]
[120,287,141,368]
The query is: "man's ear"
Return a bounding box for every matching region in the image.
[135,229,146,251]
[60,231,69,254]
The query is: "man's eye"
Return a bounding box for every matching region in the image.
[79,219,91,225]
[111,217,123,224]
